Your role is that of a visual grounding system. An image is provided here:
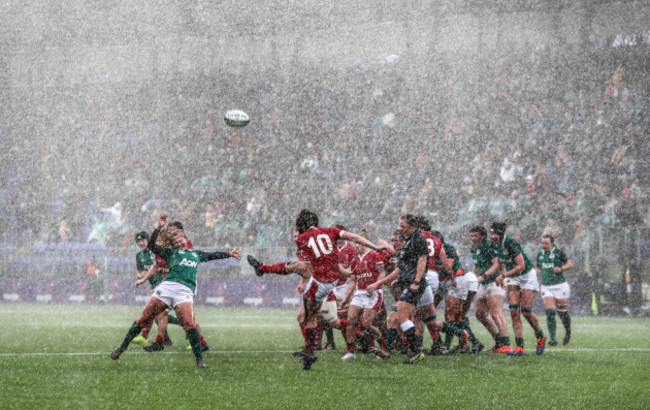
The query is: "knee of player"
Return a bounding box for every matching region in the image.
[545,308,557,316]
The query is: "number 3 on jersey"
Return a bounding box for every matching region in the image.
[426,238,436,257]
[307,234,334,258]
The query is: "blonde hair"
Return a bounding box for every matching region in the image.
[157,231,174,247]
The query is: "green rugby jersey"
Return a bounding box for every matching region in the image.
[136,249,163,288]
[492,236,533,277]
[136,249,155,272]
[471,237,498,285]
[438,243,462,279]
[536,246,569,286]
[154,247,213,293]
[148,229,231,293]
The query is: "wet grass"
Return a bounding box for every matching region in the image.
[0,304,648,409]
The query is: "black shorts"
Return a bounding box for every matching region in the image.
[399,281,426,306]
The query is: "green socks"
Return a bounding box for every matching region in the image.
[461,316,480,345]
[187,328,202,360]
[121,321,143,349]
[558,311,571,335]
[546,309,557,340]
[386,328,398,350]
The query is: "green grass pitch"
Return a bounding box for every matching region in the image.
[0,304,648,409]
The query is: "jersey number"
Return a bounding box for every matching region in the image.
[307,235,334,258]
[426,238,436,257]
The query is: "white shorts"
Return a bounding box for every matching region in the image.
[416,285,434,308]
[465,272,479,293]
[476,281,506,299]
[319,299,339,323]
[425,270,439,294]
[444,276,469,300]
[350,289,383,312]
[541,282,571,300]
[505,268,539,291]
[334,284,348,301]
[152,281,194,308]
[304,277,338,302]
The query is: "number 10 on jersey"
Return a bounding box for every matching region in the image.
[307,234,334,258]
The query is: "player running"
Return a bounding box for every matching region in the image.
[536,234,574,346]
[340,232,387,360]
[470,225,512,353]
[491,222,546,356]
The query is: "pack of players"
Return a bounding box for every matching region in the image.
[114,210,573,370]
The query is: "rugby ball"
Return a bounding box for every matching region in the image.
[224,110,250,128]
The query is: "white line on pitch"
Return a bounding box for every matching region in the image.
[1,348,650,357]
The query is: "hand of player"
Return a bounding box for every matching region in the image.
[296,283,305,294]
[366,288,374,297]
[390,279,397,287]
[228,246,242,260]
[377,240,395,254]
[156,214,168,230]
[135,278,145,288]
[375,242,391,253]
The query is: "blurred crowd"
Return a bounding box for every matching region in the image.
[1,48,648,280]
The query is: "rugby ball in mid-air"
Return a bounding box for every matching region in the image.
[224,110,250,128]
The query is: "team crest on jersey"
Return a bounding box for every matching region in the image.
[550,254,555,259]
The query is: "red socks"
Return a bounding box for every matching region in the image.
[260,263,287,275]
[315,321,324,347]
[299,322,306,340]
[141,320,153,338]
[305,328,318,356]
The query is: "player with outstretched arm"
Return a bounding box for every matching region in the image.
[110,214,241,368]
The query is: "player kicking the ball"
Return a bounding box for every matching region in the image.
[247,209,387,370]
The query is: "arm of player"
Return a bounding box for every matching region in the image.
[338,263,352,278]
[367,267,399,291]
[480,256,500,283]
[554,259,573,274]
[438,246,452,276]
[497,254,525,285]
[367,264,386,296]
[377,239,395,254]
[409,255,428,291]
[341,231,384,252]
[135,264,159,288]
[206,246,242,261]
[148,216,172,259]
[341,275,357,307]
